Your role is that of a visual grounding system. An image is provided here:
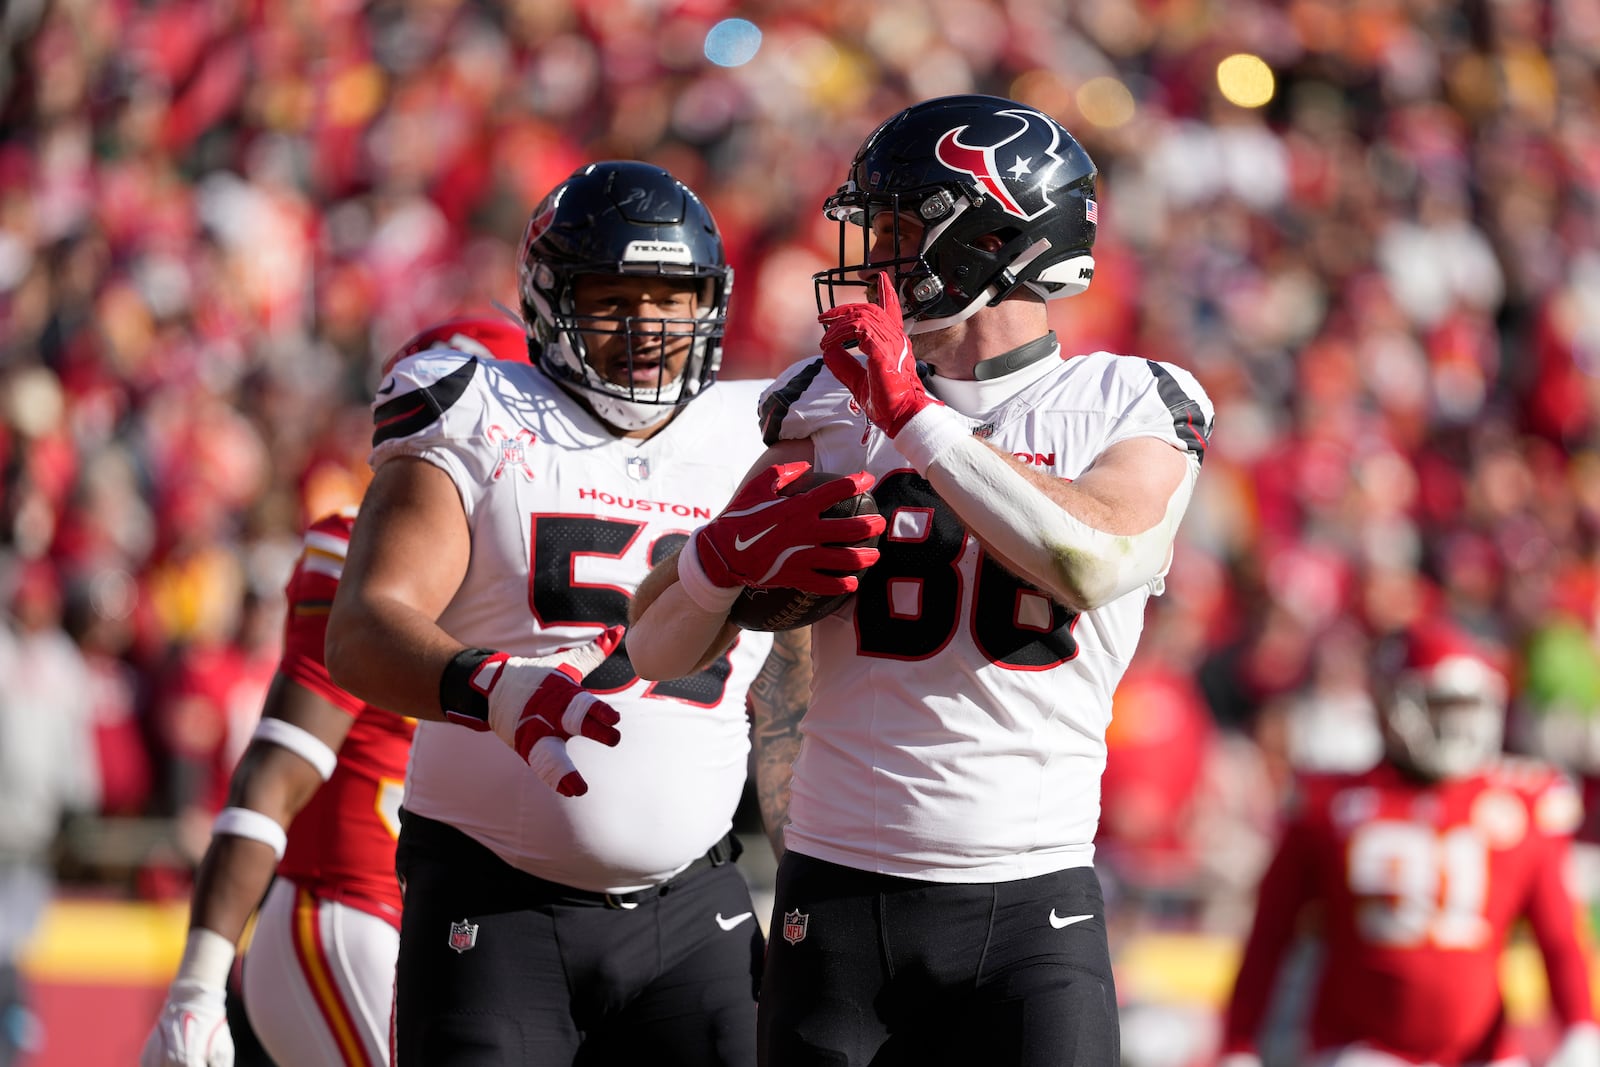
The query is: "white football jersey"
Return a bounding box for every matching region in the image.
[758,344,1213,882]
[370,351,774,893]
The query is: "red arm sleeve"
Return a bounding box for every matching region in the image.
[1526,786,1596,1026]
[1221,812,1320,1053]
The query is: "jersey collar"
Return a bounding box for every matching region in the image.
[927,332,1062,417]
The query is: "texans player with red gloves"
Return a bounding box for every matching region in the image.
[1220,621,1600,1067]
[629,95,1213,1065]
[325,162,825,1065]
[142,320,530,1066]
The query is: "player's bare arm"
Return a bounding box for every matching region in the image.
[144,674,357,1067]
[627,437,817,681]
[820,271,1197,613]
[747,626,811,858]
[927,433,1195,611]
[326,456,473,719]
[328,452,621,797]
[628,542,740,676]
[189,677,356,941]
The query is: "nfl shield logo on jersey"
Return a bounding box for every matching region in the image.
[781,909,809,945]
[626,455,651,481]
[487,425,536,481]
[448,919,479,953]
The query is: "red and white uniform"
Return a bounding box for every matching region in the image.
[371,351,775,892]
[240,511,412,1067]
[1222,758,1595,1065]
[274,511,412,924]
[758,347,1212,881]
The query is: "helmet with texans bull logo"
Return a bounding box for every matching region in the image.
[518,161,732,431]
[1374,621,1509,780]
[815,94,1098,334]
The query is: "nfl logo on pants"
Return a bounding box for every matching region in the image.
[449,919,479,953]
[782,910,808,945]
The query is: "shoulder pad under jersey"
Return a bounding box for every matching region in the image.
[758,356,861,447]
[1488,756,1585,836]
[371,350,483,448]
[1074,351,1214,465]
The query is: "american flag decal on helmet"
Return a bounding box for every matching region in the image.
[1085,199,1098,225]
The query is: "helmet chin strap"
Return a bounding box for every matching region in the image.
[583,391,681,433]
[906,294,990,336]
[546,333,690,433]
[905,238,1084,335]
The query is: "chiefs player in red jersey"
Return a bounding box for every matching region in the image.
[142,317,528,1067]
[1220,621,1600,1067]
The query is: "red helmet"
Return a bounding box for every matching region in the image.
[381,315,529,375]
[1375,621,1508,780]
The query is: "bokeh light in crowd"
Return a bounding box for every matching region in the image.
[1076,76,1137,130]
[704,18,763,68]
[1009,70,1075,121]
[1216,53,1275,109]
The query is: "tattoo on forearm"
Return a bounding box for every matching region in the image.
[750,628,811,857]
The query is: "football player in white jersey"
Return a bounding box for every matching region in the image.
[325,161,858,1065]
[628,96,1215,1065]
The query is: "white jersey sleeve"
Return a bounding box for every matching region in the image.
[1088,352,1213,464]
[757,356,861,447]
[369,349,498,514]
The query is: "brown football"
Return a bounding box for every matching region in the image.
[726,470,881,632]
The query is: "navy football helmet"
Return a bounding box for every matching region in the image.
[518,161,731,430]
[816,95,1098,334]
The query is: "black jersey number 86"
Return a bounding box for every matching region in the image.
[854,471,1079,668]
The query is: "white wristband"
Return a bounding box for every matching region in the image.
[252,717,338,780]
[174,926,236,989]
[212,806,288,859]
[675,532,743,614]
[893,403,973,473]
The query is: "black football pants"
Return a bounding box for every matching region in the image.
[394,811,763,1066]
[758,852,1119,1067]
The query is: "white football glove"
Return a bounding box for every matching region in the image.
[140,980,234,1067]
[1546,1022,1600,1067]
[441,627,625,797]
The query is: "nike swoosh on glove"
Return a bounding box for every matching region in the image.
[141,981,234,1067]
[694,462,884,594]
[445,627,625,797]
[818,271,941,438]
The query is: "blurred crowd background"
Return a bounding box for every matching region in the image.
[3,0,1600,1062]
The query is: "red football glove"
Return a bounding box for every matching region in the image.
[694,462,884,595]
[819,272,940,438]
[443,626,624,797]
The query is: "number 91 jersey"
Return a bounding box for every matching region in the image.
[370,351,775,893]
[757,347,1212,883]
[1223,759,1593,1064]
